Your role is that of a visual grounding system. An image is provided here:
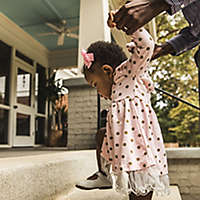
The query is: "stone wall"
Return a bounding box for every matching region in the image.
[167,148,200,200]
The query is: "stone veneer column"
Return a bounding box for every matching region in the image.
[63,78,110,150]
[64,0,111,149]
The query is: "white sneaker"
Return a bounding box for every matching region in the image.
[75,172,112,190]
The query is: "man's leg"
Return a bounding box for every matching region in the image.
[96,127,106,173]
[75,127,112,190]
[83,127,106,180]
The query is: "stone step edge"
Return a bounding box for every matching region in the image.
[0,150,97,200]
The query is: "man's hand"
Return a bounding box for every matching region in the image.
[151,43,175,60]
[113,0,170,35]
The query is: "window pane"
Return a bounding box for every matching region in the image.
[16,113,30,136]
[0,41,11,105]
[0,108,8,144]
[16,50,33,66]
[17,68,32,106]
[35,116,45,144]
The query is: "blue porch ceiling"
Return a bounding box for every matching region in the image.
[0,0,80,51]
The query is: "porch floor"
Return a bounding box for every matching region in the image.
[0,147,68,158]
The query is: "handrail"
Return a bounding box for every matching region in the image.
[155,48,200,112]
[155,87,200,111]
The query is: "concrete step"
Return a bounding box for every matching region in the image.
[51,186,182,200]
[0,149,182,200]
[0,150,97,200]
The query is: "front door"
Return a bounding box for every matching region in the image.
[13,59,35,146]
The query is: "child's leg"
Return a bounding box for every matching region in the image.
[129,192,153,200]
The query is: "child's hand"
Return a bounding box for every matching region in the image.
[126,41,136,53]
[107,11,116,28]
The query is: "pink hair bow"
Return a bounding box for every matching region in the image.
[81,49,94,69]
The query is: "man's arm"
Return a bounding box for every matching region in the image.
[112,0,200,58]
[114,0,170,35]
[152,1,200,59]
[152,28,200,59]
[167,27,200,56]
[113,0,197,35]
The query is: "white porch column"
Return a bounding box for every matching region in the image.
[77,0,111,75]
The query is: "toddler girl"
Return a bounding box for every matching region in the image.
[81,24,169,200]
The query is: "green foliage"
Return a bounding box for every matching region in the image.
[44,71,68,137]
[150,12,200,146]
[169,97,200,146]
[43,72,67,105]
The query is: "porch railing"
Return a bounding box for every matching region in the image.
[155,87,200,111]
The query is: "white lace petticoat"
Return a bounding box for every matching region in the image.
[101,157,170,197]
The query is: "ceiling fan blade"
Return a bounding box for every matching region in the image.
[66,33,79,39]
[43,0,63,21]
[67,26,79,32]
[57,32,65,46]
[37,32,57,36]
[46,22,61,32]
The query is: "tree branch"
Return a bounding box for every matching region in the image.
[156,13,167,33]
[158,29,180,41]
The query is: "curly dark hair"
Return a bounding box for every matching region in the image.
[83,41,127,72]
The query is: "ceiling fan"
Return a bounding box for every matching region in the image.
[38,19,79,46]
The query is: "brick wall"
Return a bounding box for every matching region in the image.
[64,77,110,150]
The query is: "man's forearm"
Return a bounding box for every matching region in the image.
[125,0,170,14]
[151,43,175,60]
[152,27,200,59]
[167,27,200,56]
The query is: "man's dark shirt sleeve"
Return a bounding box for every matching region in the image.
[164,0,200,55]
[164,0,196,15]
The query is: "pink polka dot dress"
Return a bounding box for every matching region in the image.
[101,28,170,196]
